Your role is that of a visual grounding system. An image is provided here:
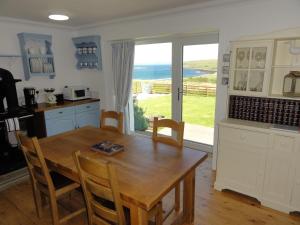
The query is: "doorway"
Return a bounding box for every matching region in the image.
[132,34,218,150]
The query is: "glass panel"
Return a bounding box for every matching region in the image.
[182,44,218,145]
[132,43,172,133]
[233,70,248,91]
[251,47,267,69]
[235,48,250,69]
[248,71,264,92]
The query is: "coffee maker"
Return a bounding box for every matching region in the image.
[23,87,37,107]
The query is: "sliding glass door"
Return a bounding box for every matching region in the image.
[132,42,173,136]
[132,34,219,149]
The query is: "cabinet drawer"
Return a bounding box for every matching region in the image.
[219,126,269,148]
[75,102,99,114]
[45,107,75,120]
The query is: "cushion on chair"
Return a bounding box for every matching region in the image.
[50,171,74,189]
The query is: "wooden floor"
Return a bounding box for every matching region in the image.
[0,155,299,225]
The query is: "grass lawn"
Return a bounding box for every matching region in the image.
[136,95,216,128]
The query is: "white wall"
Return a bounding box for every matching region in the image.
[0,19,98,104]
[76,0,300,169]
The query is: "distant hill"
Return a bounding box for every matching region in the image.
[183,59,218,72]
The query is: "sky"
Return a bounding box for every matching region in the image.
[134,43,218,65]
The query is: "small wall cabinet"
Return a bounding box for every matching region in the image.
[270,38,300,98]
[72,35,102,70]
[215,119,300,213]
[18,33,55,80]
[45,102,100,137]
[229,40,274,97]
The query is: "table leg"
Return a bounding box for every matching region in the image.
[182,169,196,224]
[130,204,149,225]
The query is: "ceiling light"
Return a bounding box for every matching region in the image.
[48,14,69,21]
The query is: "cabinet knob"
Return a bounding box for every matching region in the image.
[59,111,63,114]
[86,106,91,108]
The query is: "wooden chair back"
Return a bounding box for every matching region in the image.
[100,110,124,133]
[152,117,185,147]
[73,151,126,225]
[17,132,56,198]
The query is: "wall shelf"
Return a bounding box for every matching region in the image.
[72,35,102,70]
[0,54,21,58]
[17,32,55,81]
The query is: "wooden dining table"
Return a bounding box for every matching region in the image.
[39,126,207,225]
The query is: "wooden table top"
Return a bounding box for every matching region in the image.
[39,126,207,210]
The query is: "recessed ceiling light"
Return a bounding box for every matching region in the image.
[48,14,69,21]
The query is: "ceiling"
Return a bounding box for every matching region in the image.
[0,0,215,27]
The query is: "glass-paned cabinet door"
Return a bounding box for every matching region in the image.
[235,48,250,69]
[250,47,267,69]
[233,70,248,91]
[248,71,265,92]
[229,40,274,96]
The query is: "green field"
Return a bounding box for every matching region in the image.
[183,59,218,71]
[136,95,216,128]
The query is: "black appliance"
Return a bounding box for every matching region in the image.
[24,87,37,107]
[0,68,35,175]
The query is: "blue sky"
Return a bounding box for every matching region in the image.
[134,43,218,65]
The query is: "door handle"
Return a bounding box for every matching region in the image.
[177,88,183,101]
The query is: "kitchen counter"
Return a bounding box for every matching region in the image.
[33,98,100,112]
[219,118,300,136]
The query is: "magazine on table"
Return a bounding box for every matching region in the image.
[91,140,124,155]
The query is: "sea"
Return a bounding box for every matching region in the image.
[133,64,208,80]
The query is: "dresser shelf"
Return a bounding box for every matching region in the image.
[72,35,102,70]
[17,33,55,81]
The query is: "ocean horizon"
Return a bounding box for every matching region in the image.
[133,64,210,80]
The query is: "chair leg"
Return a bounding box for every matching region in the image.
[49,196,60,225]
[175,184,180,213]
[32,187,43,218]
[155,202,163,225]
[41,192,47,206]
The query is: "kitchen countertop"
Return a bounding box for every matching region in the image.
[219,118,300,136]
[33,98,100,112]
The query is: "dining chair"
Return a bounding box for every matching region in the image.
[152,117,185,219]
[100,110,124,133]
[17,132,86,225]
[73,151,163,225]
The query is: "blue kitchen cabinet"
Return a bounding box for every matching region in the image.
[45,102,100,136]
[45,115,76,136]
[75,102,100,128]
[76,110,100,128]
[45,106,75,136]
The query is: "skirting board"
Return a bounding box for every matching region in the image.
[0,168,29,191]
[214,182,296,214]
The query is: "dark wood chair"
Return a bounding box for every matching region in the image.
[152,117,185,220]
[100,110,124,133]
[17,132,86,225]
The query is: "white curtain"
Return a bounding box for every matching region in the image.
[111,40,135,134]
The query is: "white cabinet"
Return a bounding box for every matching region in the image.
[229,40,274,97]
[215,120,300,213]
[216,126,268,199]
[290,138,300,211]
[262,134,295,212]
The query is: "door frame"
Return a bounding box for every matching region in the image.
[133,33,219,152]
